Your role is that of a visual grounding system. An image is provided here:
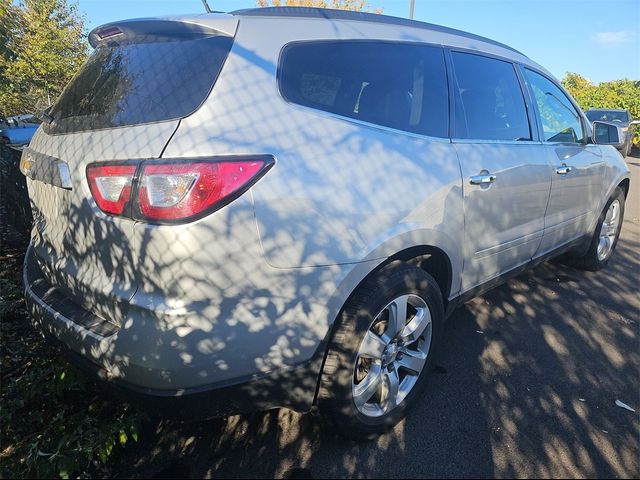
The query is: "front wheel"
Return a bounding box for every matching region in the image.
[318,264,443,440]
[568,186,625,271]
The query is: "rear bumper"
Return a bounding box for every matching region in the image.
[23,245,320,418]
[41,330,316,419]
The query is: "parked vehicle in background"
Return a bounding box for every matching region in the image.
[7,113,41,124]
[20,7,631,439]
[0,115,40,149]
[586,109,635,156]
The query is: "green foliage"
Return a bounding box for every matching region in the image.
[0,0,88,117]
[562,72,640,119]
[0,248,144,478]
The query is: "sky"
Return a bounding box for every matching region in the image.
[77,0,640,83]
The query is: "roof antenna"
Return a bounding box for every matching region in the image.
[201,0,212,13]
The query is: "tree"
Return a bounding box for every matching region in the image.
[562,72,640,119]
[0,0,22,114]
[0,0,88,117]
[562,72,592,110]
[256,0,382,13]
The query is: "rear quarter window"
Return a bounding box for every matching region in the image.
[278,40,449,138]
[46,35,233,134]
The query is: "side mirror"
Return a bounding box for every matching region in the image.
[592,121,624,147]
[630,120,640,127]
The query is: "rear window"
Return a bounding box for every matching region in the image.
[45,35,233,134]
[278,41,449,138]
[585,110,629,123]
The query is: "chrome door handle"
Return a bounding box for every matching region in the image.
[556,165,573,175]
[469,174,497,185]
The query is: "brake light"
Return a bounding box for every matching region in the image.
[86,164,136,215]
[86,157,274,224]
[138,161,265,221]
[96,26,123,40]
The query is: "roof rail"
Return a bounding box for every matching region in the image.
[230,7,526,57]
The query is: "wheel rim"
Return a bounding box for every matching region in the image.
[352,294,432,418]
[597,199,620,261]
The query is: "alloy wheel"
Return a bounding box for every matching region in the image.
[352,294,432,418]
[597,199,620,261]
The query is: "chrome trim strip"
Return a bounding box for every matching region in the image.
[21,147,73,190]
[451,138,542,145]
[474,230,543,258]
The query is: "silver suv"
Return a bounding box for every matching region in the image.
[21,7,630,439]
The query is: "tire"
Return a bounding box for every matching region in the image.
[624,140,631,158]
[567,186,625,271]
[318,263,444,440]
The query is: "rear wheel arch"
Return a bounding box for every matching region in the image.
[383,245,453,305]
[618,178,630,198]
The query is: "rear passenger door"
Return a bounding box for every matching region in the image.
[521,68,605,255]
[449,51,553,291]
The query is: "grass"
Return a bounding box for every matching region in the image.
[0,244,144,478]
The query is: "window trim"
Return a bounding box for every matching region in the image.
[446,47,536,144]
[520,65,589,146]
[276,38,451,141]
[513,63,542,142]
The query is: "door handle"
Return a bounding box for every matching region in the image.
[469,173,497,185]
[556,165,573,175]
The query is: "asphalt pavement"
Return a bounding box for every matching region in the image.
[124,153,639,479]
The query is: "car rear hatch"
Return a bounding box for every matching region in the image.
[23,15,237,331]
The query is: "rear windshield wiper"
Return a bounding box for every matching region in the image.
[37,108,54,125]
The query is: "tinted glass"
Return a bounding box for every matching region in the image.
[46,35,233,134]
[594,122,620,144]
[451,52,531,141]
[525,69,585,143]
[279,41,449,137]
[586,110,629,123]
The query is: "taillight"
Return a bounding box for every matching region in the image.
[138,161,266,221]
[86,164,136,215]
[86,157,274,224]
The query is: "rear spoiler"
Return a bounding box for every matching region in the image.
[89,16,238,48]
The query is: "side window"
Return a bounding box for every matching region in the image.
[524,69,585,143]
[451,52,531,141]
[278,41,449,137]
